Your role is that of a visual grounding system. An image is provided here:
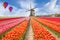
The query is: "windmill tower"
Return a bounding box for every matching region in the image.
[30,9,35,16]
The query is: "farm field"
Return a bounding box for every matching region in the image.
[0,17,60,40]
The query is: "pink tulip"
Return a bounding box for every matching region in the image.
[0,18,26,34]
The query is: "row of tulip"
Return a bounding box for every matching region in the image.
[31,17,56,40]
[0,17,25,22]
[1,20,29,40]
[41,17,60,22]
[0,18,23,26]
[0,17,18,22]
[38,18,60,26]
[0,18,25,34]
[36,18,60,33]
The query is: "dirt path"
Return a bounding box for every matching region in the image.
[24,21,34,40]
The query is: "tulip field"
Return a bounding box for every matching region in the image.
[0,17,60,40]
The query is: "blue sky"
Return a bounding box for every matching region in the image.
[0,0,60,8]
[0,0,20,8]
[0,0,60,17]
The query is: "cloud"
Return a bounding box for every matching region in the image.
[14,0,37,17]
[45,0,60,14]
[0,2,30,17]
[53,5,60,13]
[14,9,30,17]
[0,3,18,17]
[36,0,60,15]
[44,0,57,10]
[43,0,58,14]
[0,0,37,17]
[0,0,60,17]
[18,0,36,9]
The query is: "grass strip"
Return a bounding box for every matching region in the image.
[19,20,30,40]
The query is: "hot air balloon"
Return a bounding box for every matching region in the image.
[3,2,8,8]
[9,7,13,12]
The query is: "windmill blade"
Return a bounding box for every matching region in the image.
[25,10,31,12]
[25,0,37,13]
[30,0,32,9]
[32,7,37,9]
[26,7,37,12]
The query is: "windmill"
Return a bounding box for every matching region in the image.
[29,8,35,16]
[25,1,36,17]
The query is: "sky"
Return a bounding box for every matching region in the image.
[0,0,60,17]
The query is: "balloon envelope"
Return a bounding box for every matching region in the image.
[3,2,8,8]
[9,7,13,12]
